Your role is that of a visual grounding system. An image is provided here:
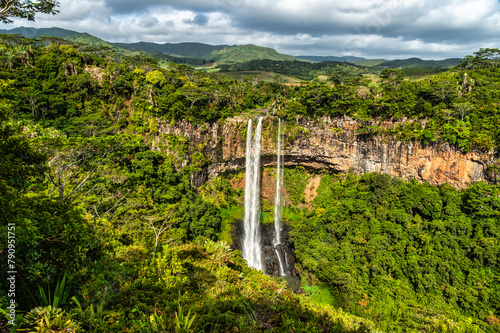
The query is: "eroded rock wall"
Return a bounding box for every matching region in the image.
[154,116,496,189]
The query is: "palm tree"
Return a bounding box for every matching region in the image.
[3,49,15,69]
[14,44,34,67]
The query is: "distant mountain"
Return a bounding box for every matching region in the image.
[0,26,113,48]
[376,57,462,69]
[210,45,298,64]
[296,55,365,62]
[108,42,299,64]
[218,58,360,81]
[0,27,298,65]
[109,41,229,59]
[351,59,387,67]
[297,56,462,69]
[0,26,76,39]
[0,27,463,69]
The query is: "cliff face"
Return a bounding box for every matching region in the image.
[154,116,496,189]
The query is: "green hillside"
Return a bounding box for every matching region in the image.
[0,26,112,48]
[109,41,228,59]
[296,55,365,62]
[0,26,77,39]
[351,59,387,67]
[218,58,367,81]
[0,26,137,60]
[376,57,462,69]
[0,27,464,72]
[64,33,114,48]
[210,44,298,64]
[0,28,298,65]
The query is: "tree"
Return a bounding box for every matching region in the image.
[0,0,59,23]
[0,81,45,220]
[457,48,500,69]
[145,208,177,255]
[38,136,123,203]
[379,69,404,90]
[453,102,474,121]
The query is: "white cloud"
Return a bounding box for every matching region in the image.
[4,0,500,59]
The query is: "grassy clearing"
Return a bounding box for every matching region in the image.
[317,75,329,82]
[363,73,380,84]
[194,65,220,73]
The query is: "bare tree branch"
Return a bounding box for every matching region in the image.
[146,208,177,255]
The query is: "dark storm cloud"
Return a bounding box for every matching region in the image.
[139,15,160,28]
[104,0,235,15]
[104,0,169,14]
[185,13,209,26]
[226,0,500,44]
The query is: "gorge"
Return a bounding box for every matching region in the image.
[154,113,498,283]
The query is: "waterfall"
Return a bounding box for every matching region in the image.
[273,118,288,276]
[275,247,286,276]
[242,117,264,271]
[283,248,290,270]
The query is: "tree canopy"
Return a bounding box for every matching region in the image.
[0,0,59,23]
[1,35,500,332]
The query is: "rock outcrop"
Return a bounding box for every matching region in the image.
[155,115,497,190]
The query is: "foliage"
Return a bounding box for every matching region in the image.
[174,303,197,333]
[209,44,297,64]
[219,59,365,81]
[72,240,373,332]
[1,37,500,151]
[21,306,82,333]
[290,172,500,331]
[2,35,500,333]
[283,166,310,205]
[457,48,500,70]
[0,0,59,24]
[71,296,120,333]
[36,272,70,308]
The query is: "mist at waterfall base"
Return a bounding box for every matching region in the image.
[242,117,290,277]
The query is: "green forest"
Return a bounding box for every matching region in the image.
[1,28,500,333]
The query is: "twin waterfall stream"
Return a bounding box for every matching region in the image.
[242,117,289,276]
[242,117,264,270]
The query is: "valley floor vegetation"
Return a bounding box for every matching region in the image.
[1,34,500,332]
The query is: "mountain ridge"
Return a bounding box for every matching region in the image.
[376,57,462,68]
[0,26,464,67]
[109,41,230,59]
[296,55,365,62]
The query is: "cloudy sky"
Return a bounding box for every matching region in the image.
[5,0,500,59]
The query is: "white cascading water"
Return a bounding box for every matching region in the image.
[284,250,290,270]
[273,119,288,276]
[274,247,285,276]
[242,117,264,271]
